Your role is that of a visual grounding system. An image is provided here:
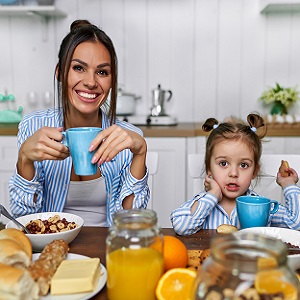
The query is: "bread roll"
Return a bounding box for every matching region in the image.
[0,228,32,259]
[217,224,238,234]
[0,263,38,300]
[0,239,30,269]
[279,160,290,177]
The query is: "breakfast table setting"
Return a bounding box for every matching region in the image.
[2,207,300,299]
[68,226,217,300]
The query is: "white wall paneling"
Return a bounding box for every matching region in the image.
[1,0,300,121]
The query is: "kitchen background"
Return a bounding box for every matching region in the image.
[1,0,300,122]
[1,0,300,227]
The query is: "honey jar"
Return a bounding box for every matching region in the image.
[193,232,300,300]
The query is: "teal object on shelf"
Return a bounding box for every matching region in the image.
[0,108,23,123]
[0,92,23,123]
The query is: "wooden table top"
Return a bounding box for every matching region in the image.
[68,227,217,300]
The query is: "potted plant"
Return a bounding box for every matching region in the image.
[259,82,299,115]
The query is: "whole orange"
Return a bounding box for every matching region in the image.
[163,235,188,272]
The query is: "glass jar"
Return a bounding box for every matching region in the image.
[193,232,300,300]
[106,209,164,300]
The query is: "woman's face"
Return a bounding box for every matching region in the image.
[67,41,112,117]
[209,140,259,199]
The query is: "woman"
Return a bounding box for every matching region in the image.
[9,20,149,226]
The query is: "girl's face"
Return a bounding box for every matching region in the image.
[67,41,112,118]
[209,140,259,200]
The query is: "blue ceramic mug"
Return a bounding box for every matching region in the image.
[236,196,279,229]
[62,127,102,176]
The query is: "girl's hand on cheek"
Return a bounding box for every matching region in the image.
[204,174,222,202]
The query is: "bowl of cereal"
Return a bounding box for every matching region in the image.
[5,212,84,252]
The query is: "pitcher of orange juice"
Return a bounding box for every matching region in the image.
[106,209,164,300]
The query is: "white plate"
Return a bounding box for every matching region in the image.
[237,227,300,271]
[32,253,107,300]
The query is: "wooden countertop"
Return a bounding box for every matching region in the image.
[0,122,300,137]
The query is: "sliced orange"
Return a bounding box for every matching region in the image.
[255,270,298,300]
[156,268,197,300]
[257,257,278,270]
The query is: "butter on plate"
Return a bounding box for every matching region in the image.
[51,257,100,295]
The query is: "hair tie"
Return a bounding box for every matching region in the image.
[250,126,257,133]
[213,124,219,130]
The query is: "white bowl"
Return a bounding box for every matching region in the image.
[236,227,300,271]
[5,212,84,252]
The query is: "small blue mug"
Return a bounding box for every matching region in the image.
[236,196,279,229]
[62,127,102,176]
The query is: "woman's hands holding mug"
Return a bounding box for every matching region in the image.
[89,124,147,165]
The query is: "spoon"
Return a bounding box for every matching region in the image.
[0,205,30,234]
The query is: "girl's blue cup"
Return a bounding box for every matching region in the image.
[62,127,102,176]
[236,196,279,229]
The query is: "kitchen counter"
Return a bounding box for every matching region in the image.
[0,122,300,137]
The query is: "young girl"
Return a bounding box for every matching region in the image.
[170,113,300,235]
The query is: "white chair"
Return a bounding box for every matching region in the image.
[146,151,159,209]
[253,154,300,203]
[188,154,205,196]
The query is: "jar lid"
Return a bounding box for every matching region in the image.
[112,209,157,228]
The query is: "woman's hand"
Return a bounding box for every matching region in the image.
[17,127,69,181]
[90,124,147,165]
[204,174,222,201]
[19,127,69,162]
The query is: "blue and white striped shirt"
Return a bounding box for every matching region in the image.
[9,108,150,226]
[170,186,300,235]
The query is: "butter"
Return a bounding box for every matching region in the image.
[51,258,100,295]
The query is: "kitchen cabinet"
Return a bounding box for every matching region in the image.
[0,136,18,224]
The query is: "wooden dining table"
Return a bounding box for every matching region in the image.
[68,227,218,300]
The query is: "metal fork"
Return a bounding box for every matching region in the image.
[0,204,30,234]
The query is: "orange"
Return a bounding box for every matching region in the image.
[255,270,298,300]
[163,235,188,272]
[156,268,197,300]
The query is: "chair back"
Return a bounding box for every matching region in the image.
[146,151,159,209]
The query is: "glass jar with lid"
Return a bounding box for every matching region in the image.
[106,209,164,300]
[193,232,300,300]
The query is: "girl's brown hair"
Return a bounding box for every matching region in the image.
[56,19,118,128]
[202,113,267,173]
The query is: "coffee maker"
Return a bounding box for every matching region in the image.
[150,84,172,117]
[145,84,177,125]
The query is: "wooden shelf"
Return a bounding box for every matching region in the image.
[260,0,300,13]
[0,5,66,17]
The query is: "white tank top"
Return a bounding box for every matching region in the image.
[64,177,107,226]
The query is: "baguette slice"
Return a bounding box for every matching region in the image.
[28,239,69,296]
[279,160,290,177]
[0,263,39,300]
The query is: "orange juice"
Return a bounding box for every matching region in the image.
[106,247,164,300]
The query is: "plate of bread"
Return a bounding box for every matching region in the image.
[0,228,106,300]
